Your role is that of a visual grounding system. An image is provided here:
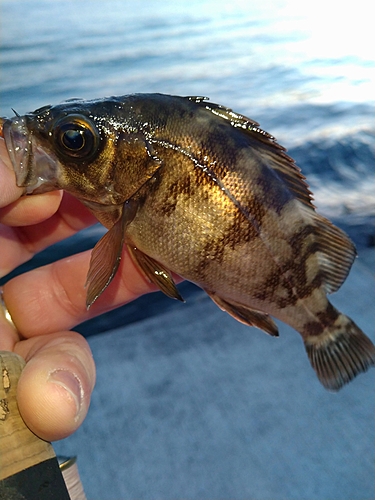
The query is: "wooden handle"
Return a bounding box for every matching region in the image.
[0,351,70,499]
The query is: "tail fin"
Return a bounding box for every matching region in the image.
[305,318,375,391]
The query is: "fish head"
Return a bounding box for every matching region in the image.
[1,99,125,203]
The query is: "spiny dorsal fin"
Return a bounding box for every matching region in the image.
[193,98,315,210]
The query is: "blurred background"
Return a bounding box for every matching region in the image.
[1,1,374,498]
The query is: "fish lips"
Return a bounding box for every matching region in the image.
[2,116,60,194]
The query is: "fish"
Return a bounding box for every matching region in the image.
[1,93,374,390]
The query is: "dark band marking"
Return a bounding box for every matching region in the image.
[304,302,341,337]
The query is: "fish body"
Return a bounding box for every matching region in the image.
[1,93,374,390]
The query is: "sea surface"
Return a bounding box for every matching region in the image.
[1,0,374,332]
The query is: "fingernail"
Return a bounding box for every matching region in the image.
[48,369,83,419]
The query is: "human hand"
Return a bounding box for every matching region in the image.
[0,137,159,442]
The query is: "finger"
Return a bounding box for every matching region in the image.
[0,193,97,277]
[14,331,96,441]
[0,191,63,226]
[3,246,165,337]
[0,138,24,207]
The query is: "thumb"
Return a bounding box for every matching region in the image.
[15,331,96,441]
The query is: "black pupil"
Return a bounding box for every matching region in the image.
[62,128,85,150]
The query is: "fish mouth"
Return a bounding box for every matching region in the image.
[1,116,60,194]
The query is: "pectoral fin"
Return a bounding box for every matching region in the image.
[128,246,184,301]
[85,200,138,308]
[205,290,279,337]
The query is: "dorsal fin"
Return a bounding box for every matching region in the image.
[191,97,315,210]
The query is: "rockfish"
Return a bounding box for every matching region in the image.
[1,94,374,390]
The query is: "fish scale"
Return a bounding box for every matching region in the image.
[1,93,374,390]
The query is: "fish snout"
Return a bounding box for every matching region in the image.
[2,116,33,187]
[2,116,60,194]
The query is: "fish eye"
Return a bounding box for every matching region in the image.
[54,115,100,160]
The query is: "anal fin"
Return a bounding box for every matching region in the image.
[205,290,279,337]
[128,246,184,302]
[85,200,138,308]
